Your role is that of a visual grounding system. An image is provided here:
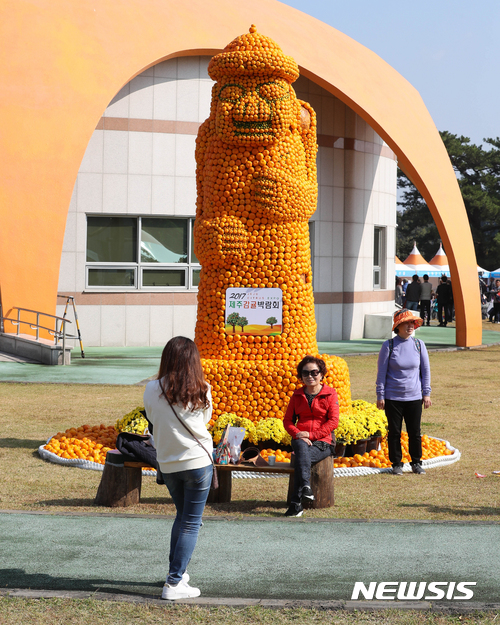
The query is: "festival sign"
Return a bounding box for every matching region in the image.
[225,288,282,335]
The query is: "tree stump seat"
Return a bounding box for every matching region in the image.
[286,454,335,509]
[94,450,155,507]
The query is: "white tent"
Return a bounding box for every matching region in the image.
[428,243,450,277]
[403,243,441,277]
[395,256,414,277]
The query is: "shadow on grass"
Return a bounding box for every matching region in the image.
[206,500,287,516]
[32,497,288,516]
[0,568,162,596]
[34,498,101,508]
[399,503,500,517]
[34,497,174,508]
[1,438,45,449]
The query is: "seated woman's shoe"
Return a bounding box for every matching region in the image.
[300,485,315,502]
[285,502,304,517]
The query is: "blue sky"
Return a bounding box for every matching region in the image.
[280,0,499,147]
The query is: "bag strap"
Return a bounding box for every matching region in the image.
[389,336,421,356]
[388,337,394,357]
[164,395,215,468]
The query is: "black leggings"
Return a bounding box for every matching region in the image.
[384,399,422,467]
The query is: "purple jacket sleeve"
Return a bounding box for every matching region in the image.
[419,341,431,396]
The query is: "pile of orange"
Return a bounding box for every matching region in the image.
[194,27,351,424]
[421,434,453,460]
[260,448,291,463]
[334,432,453,469]
[335,449,391,470]
[203,356,351,423]
[44,424,117,464]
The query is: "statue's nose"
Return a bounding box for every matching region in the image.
[234,95,271,120]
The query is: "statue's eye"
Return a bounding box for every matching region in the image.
[218,85,245,102]
[257,82,289,102]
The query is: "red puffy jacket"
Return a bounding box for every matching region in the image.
[283,385,339,443]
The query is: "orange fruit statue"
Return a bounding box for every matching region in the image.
[194,26,351,422]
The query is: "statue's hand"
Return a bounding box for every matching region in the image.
[194,215,248,266]
[253,170,315,221]
[253,174,280,208]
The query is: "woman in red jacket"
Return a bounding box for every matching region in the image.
[283,356,339,517]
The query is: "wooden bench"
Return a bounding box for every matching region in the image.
[207,455,335,509]
[95,451,334,509]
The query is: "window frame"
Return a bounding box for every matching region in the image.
[373,225,386,290]
[85,215,201,292]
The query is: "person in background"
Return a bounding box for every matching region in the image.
[419,274,432,326]
[481,292,489,319]
[447,279,455,321]
[479,273,488,298]
[404,274,421,311]
[436,275,453,327]
[144,336,213,601]
[283,356,339,517]
[376,309,432,476]
[401,279,409,307]
[489,278,500,323]
[395,277,403,307]
[430,290,438,320]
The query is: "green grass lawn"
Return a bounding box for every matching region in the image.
[1,599,500,625]
[1,345,500,622]
[1,346,499,521]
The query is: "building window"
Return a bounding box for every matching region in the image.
[373,226,386,289]
[86,216,200,290]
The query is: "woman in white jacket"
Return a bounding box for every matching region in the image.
[144,336,213,601]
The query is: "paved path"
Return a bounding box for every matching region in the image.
[2,511,499,605]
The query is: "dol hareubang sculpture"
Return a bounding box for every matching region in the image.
[194,26,351,421]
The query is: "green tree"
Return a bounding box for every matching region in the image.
[226,312,241,333]
[266,316,278,329]
[237,316,248,332]
[397,132,500,268]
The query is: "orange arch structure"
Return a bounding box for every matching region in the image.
[0,0,481,346]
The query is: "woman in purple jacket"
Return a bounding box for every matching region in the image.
[376,309,432,476]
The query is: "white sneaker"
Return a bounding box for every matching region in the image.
[162,579,200,600]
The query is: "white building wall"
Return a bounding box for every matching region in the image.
[58,57,396,346]
[294,75,397,341]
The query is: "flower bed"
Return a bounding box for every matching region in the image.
[333,436,460,477]
[39,401,459,477]
[335,431,453,469]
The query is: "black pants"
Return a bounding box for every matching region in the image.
[490,302,500,322]
[384,399,422,467]
[290,438,331,504]
[437,301,451,325]
[420,300,431,324]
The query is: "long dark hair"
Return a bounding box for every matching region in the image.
[157,337,209,411]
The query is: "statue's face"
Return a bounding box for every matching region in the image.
[214,76,296,144]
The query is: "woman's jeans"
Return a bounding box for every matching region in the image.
[385,399,422,467]
[161,464,212,585]
[291,438,331,504]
